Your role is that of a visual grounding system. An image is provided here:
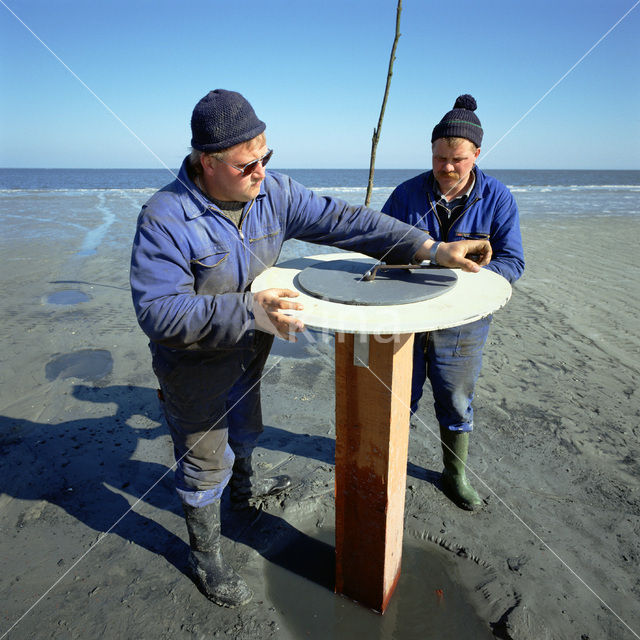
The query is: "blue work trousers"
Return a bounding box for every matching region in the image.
[412,316,492,432]
[152,332,274,507]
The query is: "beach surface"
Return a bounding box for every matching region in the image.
[0,201,639,639]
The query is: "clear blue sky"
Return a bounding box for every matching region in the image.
[1,0,639,169]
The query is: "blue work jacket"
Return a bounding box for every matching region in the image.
[130,158,429,355]
[382,168,524,284]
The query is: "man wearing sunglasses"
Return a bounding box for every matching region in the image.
[130,89,492,608]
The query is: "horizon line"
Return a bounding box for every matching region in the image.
[1,166,639,172]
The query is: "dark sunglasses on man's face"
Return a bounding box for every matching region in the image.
[217,148,273,177]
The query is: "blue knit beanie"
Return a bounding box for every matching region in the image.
[431,94,483,148]
[190,89,266,152]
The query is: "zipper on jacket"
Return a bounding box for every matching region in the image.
[427,196,444,238]
[209,199,255,241]
[237,199,256,241]
[427,193,480,241]
[238,199,257,275]
[447,196,480,240]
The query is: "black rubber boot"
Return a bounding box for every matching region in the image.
[182,501,253,607]
[229,455,291,507]
[439,425,483,511]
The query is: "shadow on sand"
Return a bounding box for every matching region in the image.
[0,383,439,593]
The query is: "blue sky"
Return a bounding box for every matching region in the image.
[1,0,639,169]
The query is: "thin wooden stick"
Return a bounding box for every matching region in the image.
[364,0,402,207]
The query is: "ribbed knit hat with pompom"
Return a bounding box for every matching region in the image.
[431,94,483,148]
[190,89,266,152]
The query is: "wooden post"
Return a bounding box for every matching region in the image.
[334,332,414,612]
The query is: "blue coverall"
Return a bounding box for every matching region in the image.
[382,167,525,429]
[130,158,430,506]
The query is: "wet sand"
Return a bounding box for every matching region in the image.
[1,212,639,639]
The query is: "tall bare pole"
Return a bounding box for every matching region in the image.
[364,0,402,207]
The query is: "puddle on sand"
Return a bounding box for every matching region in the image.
[266,527,492,640]
[46,290,91,305]
[45,349,113,382]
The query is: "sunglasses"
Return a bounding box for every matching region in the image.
[216,148,273,177]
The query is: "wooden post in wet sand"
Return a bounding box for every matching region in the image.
[251,253,512,613]
[334,332,414,613]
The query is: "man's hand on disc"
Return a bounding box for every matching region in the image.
[417,238,492,272]
[437,239,492,271]
[252,288,304,341]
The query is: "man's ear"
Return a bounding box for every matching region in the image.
[474,147,481,161]
[201,153,215,176]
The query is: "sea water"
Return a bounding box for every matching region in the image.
[1,168,638,262]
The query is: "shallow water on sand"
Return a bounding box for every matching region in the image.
[45,349,113,382]
[266,526,492,639]
[46,289,91,305]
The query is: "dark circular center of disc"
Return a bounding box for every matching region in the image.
[295,259,457,306]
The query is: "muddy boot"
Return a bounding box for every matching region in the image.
[229,455,291,508]
[182,501,253,607]
[439,425,483,511]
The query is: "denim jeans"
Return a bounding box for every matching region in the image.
[411,316,492,432]
[152,332,274,506]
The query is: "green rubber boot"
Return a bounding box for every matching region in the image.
[439,426,483,511]
[182,501,253,607]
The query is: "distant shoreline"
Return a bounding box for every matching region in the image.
[2,167,639,172]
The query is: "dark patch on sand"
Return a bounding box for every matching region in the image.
[45,349,113,381]
[46,290,91,305]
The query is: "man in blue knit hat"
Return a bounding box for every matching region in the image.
[383,94,525,512]
[130,89,493,607]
